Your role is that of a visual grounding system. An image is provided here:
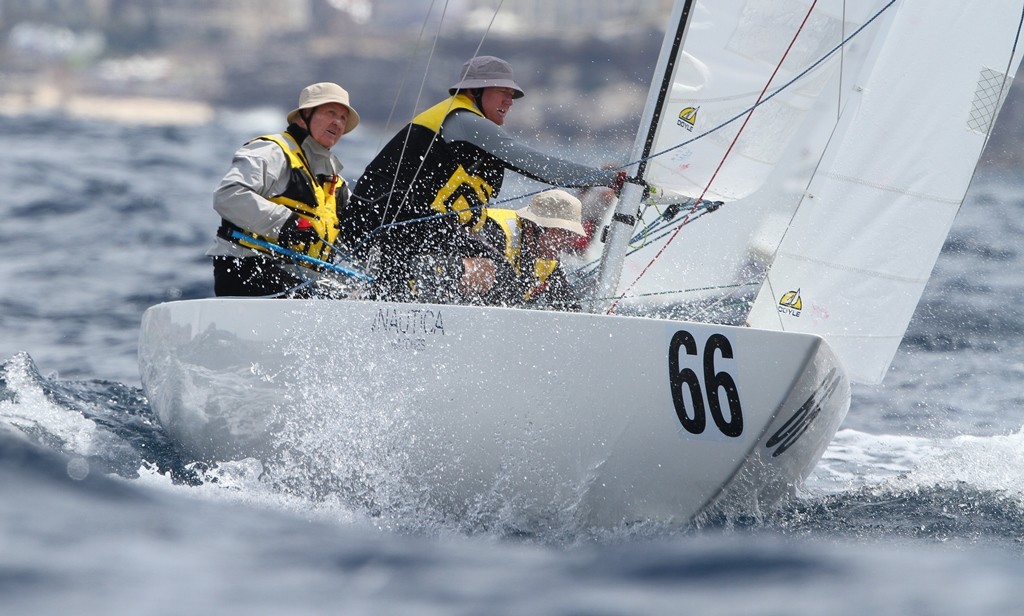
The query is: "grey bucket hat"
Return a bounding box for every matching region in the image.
[518,189,585,236]
[287,82,361,133]
[449,56,525,99]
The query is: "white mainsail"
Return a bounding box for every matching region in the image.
[746,1,1024,384]
[600,0,1024,385]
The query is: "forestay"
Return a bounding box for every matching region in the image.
[604,0,1024,385]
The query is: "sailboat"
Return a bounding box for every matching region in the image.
[138,0,1024,527]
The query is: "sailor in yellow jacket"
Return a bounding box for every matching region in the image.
[473,189,587,311]
[341,56,620,304]
[207,82,360,297]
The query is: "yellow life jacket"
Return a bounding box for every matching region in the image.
[482,208,523,271]
[413,94,493,232]
[483,208,560,300]
[234,131,342,265]
[524,259,558,301]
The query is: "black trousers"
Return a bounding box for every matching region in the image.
[212,256,311,298]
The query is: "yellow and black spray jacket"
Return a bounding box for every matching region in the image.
[341,94,506,267]
[411,94,497,232]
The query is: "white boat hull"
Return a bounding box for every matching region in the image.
[139,298,850,527]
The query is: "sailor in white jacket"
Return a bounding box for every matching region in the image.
[207,82,360,297]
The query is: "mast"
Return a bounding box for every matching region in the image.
[592,0,695,310]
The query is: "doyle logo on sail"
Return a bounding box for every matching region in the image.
[677,106,699,131]
[777,289,802,317]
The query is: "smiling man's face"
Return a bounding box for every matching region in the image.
[479,87,517,126]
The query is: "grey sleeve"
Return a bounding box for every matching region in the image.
[212,140,294,238]
[442,112,619,188]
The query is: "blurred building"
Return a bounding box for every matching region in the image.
[1,0,675,50]
[0,0,673,133]
[0,0,114,30]
[143,0,312,46]
[457,0,675,36]
[0,0,314,48]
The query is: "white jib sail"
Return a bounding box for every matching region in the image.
[604,0,1022,386]
[608,0,888,316]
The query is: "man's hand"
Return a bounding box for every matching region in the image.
[611,171,651,198]
[459,257,496,296]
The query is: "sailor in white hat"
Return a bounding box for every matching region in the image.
[207,81,361,297]
[473,189,587,310]
[287,81,361,142]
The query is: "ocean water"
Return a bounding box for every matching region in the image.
[2,112,1024,615]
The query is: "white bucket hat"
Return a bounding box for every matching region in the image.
[287,82,361,133]
[449,56,525,99]
[518,189,586,236]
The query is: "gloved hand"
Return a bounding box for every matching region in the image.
[611,170,650,198]
[277,213,321,251]
[611,170,627,196]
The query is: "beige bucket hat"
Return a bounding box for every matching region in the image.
[287,82,361,133]
[518,189,586,236]
[449,56,525,99]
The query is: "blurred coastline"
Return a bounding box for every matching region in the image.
[0,0,671,150]
[1,0,1022,168]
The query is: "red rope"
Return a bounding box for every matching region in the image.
[608,0,820,314]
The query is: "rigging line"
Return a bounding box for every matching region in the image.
[355,0,901,263]
[352,178,670,259]
[347,203,481,256]
[509,0,894,276]
[614,0,898,178]
[265,278,318,299]
[606,0,898,315]
[740,3,866,330]
[375,0,441,151]
[983,0,1024,139]
[576,280,759,306]
[760,272,785,330]
[838,0,846,121]
[629,200,722,244]
[479,167,620,208]
[424,0,900,223]
[378,0,450,226]
[382,0,505,226]
[750,116,845,332]
[572,207,720,280]
[610,0,824,312]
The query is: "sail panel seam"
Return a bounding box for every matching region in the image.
[818,172,965,205]
[773,252,930,284]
